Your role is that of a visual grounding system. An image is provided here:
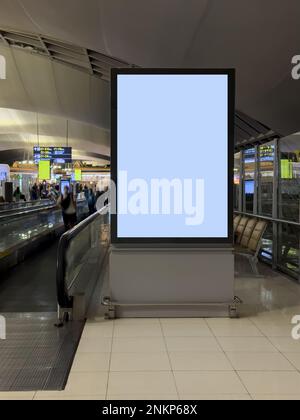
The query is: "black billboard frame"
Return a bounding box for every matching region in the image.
[111,68,235,246]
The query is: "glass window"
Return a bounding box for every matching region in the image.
[258,142,275,217]
[234,152,241,210]
[277,222,300,277]
[260,224,273,262]
[278,135,300,222]
[243,148,256,213]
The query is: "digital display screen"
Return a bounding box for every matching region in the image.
[33,147,72,164]
[60,179,71,193]
[245,180,255,195]
[244,148,256,164]
[260,145,274,162]
[112,69,234,243]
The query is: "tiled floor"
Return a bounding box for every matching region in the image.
[1,259,300,400]
[10,311,300,401]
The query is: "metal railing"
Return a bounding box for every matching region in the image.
[56,206,110,323]
[235,211,300,282]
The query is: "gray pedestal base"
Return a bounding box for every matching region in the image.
[107,246,235,318]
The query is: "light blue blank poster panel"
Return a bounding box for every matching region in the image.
[117,73,229,239]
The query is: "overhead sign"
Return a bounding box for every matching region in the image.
[260,145,275,162]
[111,69,234,244]
[33,147,72,164]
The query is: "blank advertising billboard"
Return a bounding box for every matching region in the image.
[111,69,235,244]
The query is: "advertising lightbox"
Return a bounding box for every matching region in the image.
[38,161,50,181]
[111,69,235,244]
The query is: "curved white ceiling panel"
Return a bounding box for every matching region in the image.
[0,44,110,128]
[0,0,208,65]
[0,0,299,136]
[0,107,110,162]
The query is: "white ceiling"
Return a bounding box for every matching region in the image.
[0,43,111,161]
[0,0,299,146]
[0,107,110,163]
[0,44,110,128]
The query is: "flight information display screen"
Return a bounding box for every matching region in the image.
[112,69,234,244]
[33,147,72,164]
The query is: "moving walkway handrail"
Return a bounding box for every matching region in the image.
[0,198,88,221]
[0,199,55,211]
[56,205,108,309]
[0,200,58,221]
[234,211,300,227]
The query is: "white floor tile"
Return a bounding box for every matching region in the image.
[34,393,105,400]
[77,338,112,353]
[0,392,35,400]
[86,317,112,325]
[160,318,207,326]
[206,319,263,337]
[81,324,114,339]
[239,371,300,395]
[251,318,293,328]
[162,323,213,337]
[65,372,108,395]
[113,324,163,338]
[169,352,233,371]
[174,372,248,395]
[114,319,161,326]
[283,353,300,370]
[71,353,110,372]
[226,352,295,371]
[268,337,300,353]
[252,394,300,400]
[106,395,179,400]
[110,352,171,372]
[180,394,251,400]
[257,324,295,337]
[218,337,277,352]
[112,337,167,353]
[108,372,177,396]
[165,337,221,352]
[249,311,294,323]
[206,318,253,326]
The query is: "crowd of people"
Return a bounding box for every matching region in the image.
[10,181,108,230]
[29,182,60,201]
[0,180,108,231]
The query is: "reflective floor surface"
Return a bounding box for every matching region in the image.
[0,256,300,400]
[0,240,58,313]
[0,200,88,255]
[0,211,63,255]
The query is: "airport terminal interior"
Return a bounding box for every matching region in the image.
[0,0,300,402]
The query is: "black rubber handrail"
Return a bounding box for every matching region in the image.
[56,206,109,308]
[0,199,55,211]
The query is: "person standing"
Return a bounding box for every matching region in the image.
[31,183,38,201]
[58,186,77,230]
[13,187,22,202]
[87,188,96,215]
